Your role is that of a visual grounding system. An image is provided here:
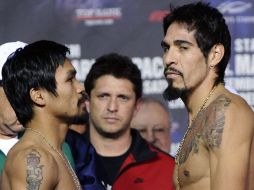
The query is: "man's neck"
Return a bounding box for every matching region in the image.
[183,82,220,122]
[26,119,69,150]
[89,128,132,157]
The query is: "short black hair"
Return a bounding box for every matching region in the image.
[163,2,231,85]
[2,40,70,126]
[85,53,142,101]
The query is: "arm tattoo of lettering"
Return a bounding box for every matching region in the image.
[178,95,231,164]
[26,149,44,190]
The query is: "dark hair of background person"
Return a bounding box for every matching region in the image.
[163,2,231,85]
[2,40,70,126]
[85,53,142,100]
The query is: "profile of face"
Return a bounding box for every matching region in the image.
[131,101,171,153]
[86,75,138,138]
[0,87,24,138]
[162,22,209,101]
[43,59,86,121]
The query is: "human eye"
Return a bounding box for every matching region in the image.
[161,41,169,53]
[118,95,129,101]
[178,41,192,52]
[179,45,188,51]
[138,128,147,134]
[97,93,109,100]
[66,70,77,83]
[66,76,74,83]
[154,127,166,134]
[162,46,169,53]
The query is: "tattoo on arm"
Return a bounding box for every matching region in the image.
[203,95,231,149]
[26,149,44,190]
[178,95,231,164]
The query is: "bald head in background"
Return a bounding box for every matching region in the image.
[131,97,171,153]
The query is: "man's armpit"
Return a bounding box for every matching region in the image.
[26,149,44,190]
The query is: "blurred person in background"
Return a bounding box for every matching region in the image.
[0,41,26,175]
[131,96,172,154]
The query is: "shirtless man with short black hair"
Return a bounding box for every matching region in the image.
[0,40,85,190]
[161,2,254,190]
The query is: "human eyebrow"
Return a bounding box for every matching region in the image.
[173,40,193,47]
[118,94,130,100]
[66,69,77,81]
[97,92,110,97]
[161,41,170,49]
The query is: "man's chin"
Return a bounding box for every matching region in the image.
[95,127,128,139]
[163,85,187,101]
[70,112,89,125]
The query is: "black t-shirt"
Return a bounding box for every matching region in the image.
[95,144,132,189]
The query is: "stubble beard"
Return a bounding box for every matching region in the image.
[163,79,188,101]
[70,111,89,125]
[63,110,89,127]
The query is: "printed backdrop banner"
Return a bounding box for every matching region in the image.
[1,0,254,155]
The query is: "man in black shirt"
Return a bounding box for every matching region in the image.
[69,53,175,190]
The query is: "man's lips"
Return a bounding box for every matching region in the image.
[78,94,87,109]
[164,67,183,78]
[104,117,119,123]
[165,71,180,75]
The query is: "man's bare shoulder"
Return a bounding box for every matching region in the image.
[206,90,253,125]
[230,94,254,133]
[202,91,254,149]
[3,141,59,189]
[227,92,253,117]
[222,91,254,131]
[6,141,58,173]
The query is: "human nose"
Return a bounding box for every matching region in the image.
[75,80,85,94]
[146,129,156,144]
[163,47,177,68]
[107,97,118,112]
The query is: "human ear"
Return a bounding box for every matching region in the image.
[208,43,225,68]
[133,99,142,117]
[85,98,90,113]
[30,88,45,106]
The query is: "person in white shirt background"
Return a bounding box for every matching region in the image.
[0,41,27,175]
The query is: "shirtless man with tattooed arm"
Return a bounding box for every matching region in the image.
[0,40,85,190]
[161,2,254,190]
